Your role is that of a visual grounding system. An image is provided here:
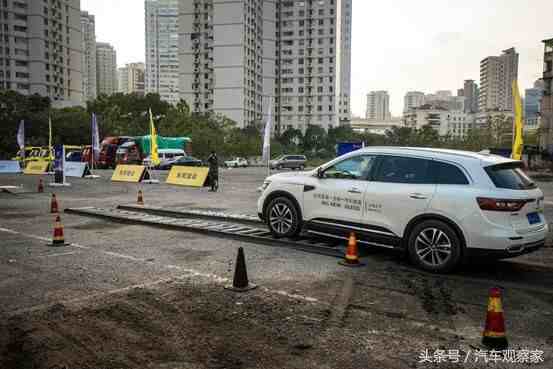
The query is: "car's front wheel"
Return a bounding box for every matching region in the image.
[266,197,301,238]
[407,220,462,273]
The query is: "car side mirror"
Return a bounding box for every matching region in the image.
[316,167,324,178]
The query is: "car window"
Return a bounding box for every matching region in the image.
[431,161,469,185]
[324,155,376,180]
[374,156,432,184]
[485,162,536,190]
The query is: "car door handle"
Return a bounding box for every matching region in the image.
[348,187,363,194]
[409,193,427,200]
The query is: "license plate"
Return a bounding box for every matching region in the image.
[527,212,541,225]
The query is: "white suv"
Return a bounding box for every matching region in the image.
[257,147,548,272]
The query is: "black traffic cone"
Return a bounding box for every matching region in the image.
[225,247,257,292]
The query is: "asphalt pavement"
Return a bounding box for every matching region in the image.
[1,167,552,369]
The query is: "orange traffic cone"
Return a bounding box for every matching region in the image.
[339,232,365,267]
[47,215,69,247]
[137,189,144,205]
[50,193,59,213]
[38,178,44,193]
[482,287,508,350]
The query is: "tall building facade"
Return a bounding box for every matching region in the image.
[479,47,519,112]
[540,39,553,151]
[146,0,179,104]
[525,85,543,119]
[0,0,83,106]
[96,42,117,96]
[118,62,145,95]
[81,11,97,102]
[365,91,390,121]
[178,0,352,130]
[179,0,274,127]
[403,91,425,112]
[462,79,479,113]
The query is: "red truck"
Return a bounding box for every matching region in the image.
[94,136,133,169]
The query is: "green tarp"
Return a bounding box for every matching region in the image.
[134,136,191,156]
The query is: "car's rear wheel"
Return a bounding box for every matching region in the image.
[266,197,301,238]
[407,220,462,273]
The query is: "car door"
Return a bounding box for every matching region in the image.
[303,154,377,236]
[363,155,436,239]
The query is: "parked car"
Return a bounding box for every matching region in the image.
[257,147,547,273]
[224,157,249,168]
[158,155,203,170]
[63,145,84,162]
[66,150,83,162]
[269,155,307,170]
[143,149,186,168]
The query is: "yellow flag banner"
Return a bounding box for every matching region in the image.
[511,80,524,161]
[149,109,160,166]
[111,165,148,183]
[166,166,209,187]
[24,160,49,175]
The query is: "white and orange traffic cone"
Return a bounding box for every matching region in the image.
[482,287,508,350]
[50,193,59,213]
[339,232,365,267]
[47,215,69,247]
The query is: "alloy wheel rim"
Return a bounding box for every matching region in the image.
[269,203,293,235]
[415,227,452,267]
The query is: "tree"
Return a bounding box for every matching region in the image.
[487,113,513,147]
[302,124,327,155]
[277,127,302,153]
[385,126,416,146]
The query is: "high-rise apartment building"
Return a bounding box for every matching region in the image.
[81,11,97,102]
[462,79,479,113]
[146,0,179,104]
[0,0,83,106]
[118,62,145,95]
[178,0,352,130]
[179,0,274,127]
[403,91,425,112]
[276,0,352,130]
[365,91,390,121]
[540,39,553,151]
[525,83,543,120]
[96,42,117,96]
[479,47,519,112]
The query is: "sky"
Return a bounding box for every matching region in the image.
[82,0,553,117]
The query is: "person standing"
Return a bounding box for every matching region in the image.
[207,150,219,192]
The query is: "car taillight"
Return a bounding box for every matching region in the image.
[476,197,527,212]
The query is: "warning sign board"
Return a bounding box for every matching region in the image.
[24,161,49,175]
[65,162,93,178]
[166,166,209,187]
[111,165,148,183]
[0,160,21,174]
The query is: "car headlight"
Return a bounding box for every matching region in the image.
[258,180,271,193]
